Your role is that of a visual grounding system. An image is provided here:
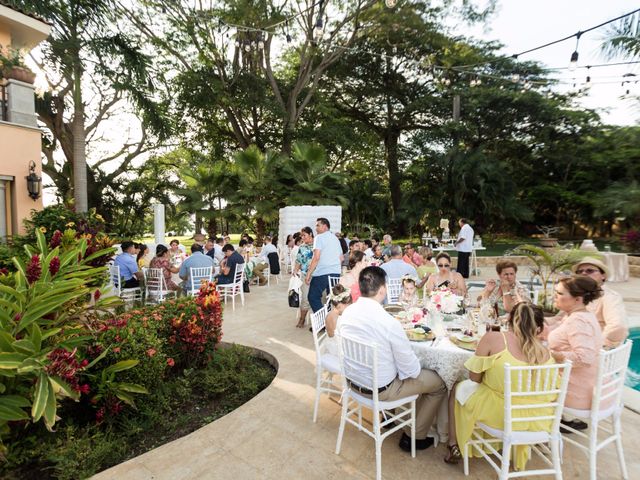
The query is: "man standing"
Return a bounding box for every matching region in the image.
[216,244,245,285]
[306,218,343,312]
[204,237,215,256]
[114,241,144,288]
[455,218,474,279]
[179,243,215,292]
[339,266,447,452]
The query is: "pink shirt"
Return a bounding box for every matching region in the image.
[350,282,361,302]
[403,252,423,267]
[547,311,602,410]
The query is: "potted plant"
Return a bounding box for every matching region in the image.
[511,244,592,312]
[536,225,562,248]
[0,48,36,84]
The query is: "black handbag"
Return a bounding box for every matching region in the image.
[243,280,250,293]
[288,289,300,308]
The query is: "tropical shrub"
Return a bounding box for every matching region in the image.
[0,230,144,455]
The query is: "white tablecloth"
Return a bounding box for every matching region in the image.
[602,252,629,282]
[410,337,473,390]
[410,336,474,443]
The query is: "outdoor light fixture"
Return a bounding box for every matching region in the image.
[569,32,582,71]
[385,0,398,7]
[26,160,41,201]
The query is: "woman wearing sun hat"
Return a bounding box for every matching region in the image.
[572,256,628,349]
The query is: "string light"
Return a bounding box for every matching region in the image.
[385,0,398,7]
[569,32,581,71]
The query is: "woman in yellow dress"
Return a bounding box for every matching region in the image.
[444,302,555,470]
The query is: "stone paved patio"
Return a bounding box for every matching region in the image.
[94,268,640,479]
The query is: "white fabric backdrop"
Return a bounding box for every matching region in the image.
[277,205,342,251]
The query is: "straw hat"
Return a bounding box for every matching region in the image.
[572,256,609,277]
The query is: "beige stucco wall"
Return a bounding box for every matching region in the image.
[0,23,10,51]
[0,121,43,235]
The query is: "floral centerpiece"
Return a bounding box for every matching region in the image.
[407,307,426,324]
[427,286,463,315]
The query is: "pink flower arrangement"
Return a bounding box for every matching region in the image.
[428,287,462,314]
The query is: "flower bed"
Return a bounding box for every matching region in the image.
[0,208,275,479]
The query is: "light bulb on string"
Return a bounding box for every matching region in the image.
[258,40,265,50]
[511,73,520,83]
[385,0,398,8]
[244,42,251,52]
[569,32,582,71]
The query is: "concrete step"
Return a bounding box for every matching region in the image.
[630,264,640,278]
[628,255,640,266]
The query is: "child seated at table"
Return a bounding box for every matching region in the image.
[324,284,353,356]
[399,276,419,309]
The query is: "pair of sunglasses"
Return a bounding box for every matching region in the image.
[437,263,450,268]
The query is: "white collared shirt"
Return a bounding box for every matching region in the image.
[338,297,421,386]
[456,223,474,253]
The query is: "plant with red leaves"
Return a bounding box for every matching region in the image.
[25,254,41,284]
[48,256,61,277]
[49,229,63,249]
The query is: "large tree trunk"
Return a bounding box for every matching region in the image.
[384,130,403,234]
[72,59,88,213]
[206,216,217,239]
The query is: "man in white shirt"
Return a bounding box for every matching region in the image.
[455,218,474,279]
[252,235,278,285]
[339,266,446,452]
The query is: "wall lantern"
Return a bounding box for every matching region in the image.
[26,160,41,201]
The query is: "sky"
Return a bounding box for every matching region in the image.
[467,0,639,125]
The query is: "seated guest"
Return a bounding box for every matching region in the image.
[445,303,554,469]
[416,246,437,281]
[371,244,385,265]
[479,259,531,317]
[380,245,418,280]
[363,239,374,258]
[204,237,215,256]
[572,257,628,348]
[340,267,447,452]
[137,244,149,269]
[216,244,245,285]
[381,234,393,258]
[192,233,206,247]
[252,235,277,285]
[149,244,181,293]
[546,276,603,429]
[114,241,144,288]
[403,243,423,268]
[342,239,360,269]
[179,243,215,292]
[339,251,367,303]
[399,276,419,309]
[206,237,225,263]
[425,252,467,297]
[324,284,353,356]
[169,239,185,265]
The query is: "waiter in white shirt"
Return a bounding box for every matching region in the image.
[455,218,474,279]
[339,266,446,452]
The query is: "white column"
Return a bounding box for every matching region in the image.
[153,204,165,245]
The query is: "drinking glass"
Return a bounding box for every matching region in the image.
[604,244,612,252]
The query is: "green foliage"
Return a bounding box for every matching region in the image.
[1,346,274,480]
[0,229,134,454]
[510,244,593,311]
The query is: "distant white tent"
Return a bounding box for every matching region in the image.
[278,205,342,250]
